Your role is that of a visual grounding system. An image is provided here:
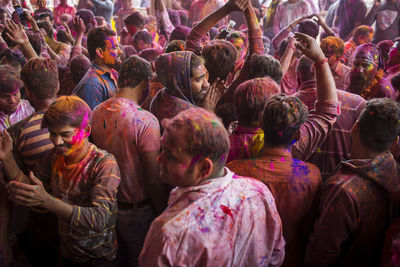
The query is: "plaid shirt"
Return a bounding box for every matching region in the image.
[73,64,118,110]
[294,80,365,180]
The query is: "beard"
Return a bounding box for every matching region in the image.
[348,73,373,95]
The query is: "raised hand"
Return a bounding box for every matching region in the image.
[4,19,29,46]
[0,129,13,162]
[73,16,86,35]
[200,78,228,111]
[294,32,325,61]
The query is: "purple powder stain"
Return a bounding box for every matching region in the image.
[200,227,210,233]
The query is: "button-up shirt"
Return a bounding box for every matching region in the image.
[333,61,351,91]
[0,100,34,130]
[139,168,285,267]
[73,64,118,110]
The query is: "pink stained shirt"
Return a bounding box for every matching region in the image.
[139,168,286,267]
[53,4,76,26]
[0,99,34,130]
[273,0,312,35]
[333,61,351,91]
[91,97,161,203]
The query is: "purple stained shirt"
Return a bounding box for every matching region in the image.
[139,168,285,266]
[0,100,34,130]
[336,0,367,39]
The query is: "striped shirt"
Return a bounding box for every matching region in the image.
[8,111,53,171]
[0,100,34,131]
[33,144,121,263]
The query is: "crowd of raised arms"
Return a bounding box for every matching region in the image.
[0,0,400,266]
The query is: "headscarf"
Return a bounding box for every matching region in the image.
[353,43,385,70]
[155,51,194,104]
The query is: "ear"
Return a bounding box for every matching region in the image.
[96,48,104,58]
[84,125,91,137]
[198,157,213,180]
[391,135,399,148]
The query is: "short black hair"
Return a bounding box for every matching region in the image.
[118,55,153,88]
[87,27,116,60]
[247,54,283,84]
[358,98,400,153]
[262,94,308,147]
[124,11,145,27]
[132,30,153,50]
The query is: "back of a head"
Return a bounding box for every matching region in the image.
[262,94,309,147]
[165,40,186,53]
[169,25,190,42]
[76,9,95,29]
[124,11,145,27]
[234,77,280,126]
[353,25,374,41]
[122,45,137,58]
[118,55,153,88]
[178,10,188,26]
[298,19,319,39]
[0,48,26,69]
[202,39,237,82]
[139,48,162,63]
[162,107,230,164]
[247,54,283,84]
[320,36,345,57]
[297,56,315,83]
[69,55,91,84]
[87,27,116,61]
[358,98,400,153]
[42,95,92,130]
[0,66,23,94]
[26,30,44,56]
[21,58,59,99]
[132,30,153,51]
[56,29,70,45]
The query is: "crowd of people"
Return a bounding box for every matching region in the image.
[0,0,399,266]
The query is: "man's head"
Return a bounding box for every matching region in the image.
[190,54,210,104]
[349,43,384,95]
[26,30,44,56]
[297,55,315,84]
[158,107,230,187]
[234,77,280,127]
[0,66,23,115]
[167,9,180,27]
[124,11,145,35]
[118,55,153,103]
[353,25,374,46]
[247,54,283,84]
[37,12,53,22]
[352,98,400,154]
[87,27,123,68]
[321,36,345,71]
[76,9,95,32]
[20,58,59,108]
[60,0,67,5]
[37,0,46,8]
[261,94,309,148]
[122,0,134,9]
[386,40,400,68]
[202,39,237,83]
[298,19,319,39]
[42,96,92,156]
[169,25,190,42]
[132,30,153,52]
[178,10,188,26]
[37,20,54,38]
[69,55,91,84]
[165,40,186,53]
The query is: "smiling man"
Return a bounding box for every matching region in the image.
[73,27,123,110]
[0,96,121,266]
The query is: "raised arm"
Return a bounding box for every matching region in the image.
[311,13,335,37]
[5,20,37,59]
[154,0,175,39]
[70,16,87,59]
[279,36,296,76]
[186,0,248,55]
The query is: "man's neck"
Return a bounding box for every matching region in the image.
[64,140,91,165]
[33,97,57,112]
[93,58,113,73]
[116,86,142,104]
[261,145,292,158]
[287,0,299,3]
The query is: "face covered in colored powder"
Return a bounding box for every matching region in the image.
[229,37,246,67]
[157,131,205,187]
[0,89,21,115]
[49,124,88,157]
[350,54,378,91]
[102,36,123,69]
[190,63,210,104]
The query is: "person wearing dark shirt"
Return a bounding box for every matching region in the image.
[334,0,367,40]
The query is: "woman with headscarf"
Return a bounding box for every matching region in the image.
[150,51,226,123]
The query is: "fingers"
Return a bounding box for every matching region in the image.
[28,171,42,186]
[2,129,12,143]
[7,180,38,192]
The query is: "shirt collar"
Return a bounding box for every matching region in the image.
[93,63,118,79]
[260,146,293,159]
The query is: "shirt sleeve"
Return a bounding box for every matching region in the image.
[186,24,208,56]
[137,114,161,153]
[69,154,120,232]
[292,100,341,161]
[305,182,359,267]
[273,4,283,34]
[157,10,175,39]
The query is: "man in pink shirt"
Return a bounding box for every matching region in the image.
[53,0,76,26]
[91,56,166,267]
[139,107,285,266]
